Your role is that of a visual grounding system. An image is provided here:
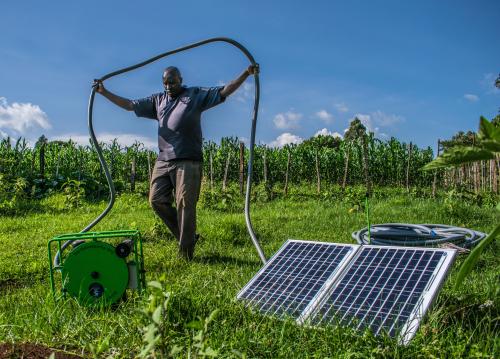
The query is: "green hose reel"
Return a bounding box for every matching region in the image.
[48,230,146,306]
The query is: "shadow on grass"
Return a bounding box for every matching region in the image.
[0,276,45,294]
[193,253,260,267]
[0,198,109,218]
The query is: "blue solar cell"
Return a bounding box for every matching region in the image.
[238,242,455,344]
[307,246,455,342]
[237,240,357,318]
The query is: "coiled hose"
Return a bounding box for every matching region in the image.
[352,223,486,248]
[54,37,266,266]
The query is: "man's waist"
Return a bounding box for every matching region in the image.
[157,151,203,162]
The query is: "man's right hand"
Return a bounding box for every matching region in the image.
[92,80,134,111]
[93,79,105,94]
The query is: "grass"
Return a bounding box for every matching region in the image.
[0,186,498,358]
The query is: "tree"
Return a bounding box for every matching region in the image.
[342,118,370,194]
[440,130,476,150]
[301,135,342,149]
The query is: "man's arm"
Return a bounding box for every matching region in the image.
[93,80,134,111]
[219,64,259,98]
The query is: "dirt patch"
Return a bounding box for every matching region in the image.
[0,343,83,359]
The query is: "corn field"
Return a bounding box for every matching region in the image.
[0,135,498,202]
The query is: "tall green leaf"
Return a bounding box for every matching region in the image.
[479,116,500,141]
[422,146,495,170]
[423,115,500,288]
[454,223,500,289]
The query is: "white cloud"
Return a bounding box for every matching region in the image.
[371,110,405,126]
[334,102,349,113]
[463,94,479,102]
[315,110,334,124]
[238,137,250,145]
[53,133,157,150]
[235,83,254,103]
[273,111,302,129]
[346,110,404,137]
[314,128,342,138]
[0,97,51,135]
[217,81,254,103]
[269,133,303,147]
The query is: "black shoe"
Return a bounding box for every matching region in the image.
[179,246,194,261]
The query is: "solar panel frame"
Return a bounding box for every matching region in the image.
[300,245,456,345]
[237,239,359,319]
[397,246,456,344]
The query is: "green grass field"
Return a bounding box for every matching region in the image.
[0,188,498,358]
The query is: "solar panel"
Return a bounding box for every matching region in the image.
[237,240,358,318]
[302,245,456,344]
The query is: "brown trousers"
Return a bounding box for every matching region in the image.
[149,160,202,259]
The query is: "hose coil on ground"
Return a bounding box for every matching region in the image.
[352,223,486,248]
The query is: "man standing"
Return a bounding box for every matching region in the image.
[94,64,258,260]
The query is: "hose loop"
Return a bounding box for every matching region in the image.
[54,37,266,266]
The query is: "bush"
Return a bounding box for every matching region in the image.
[198,184,243,212]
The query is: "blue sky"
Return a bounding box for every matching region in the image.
[1,0,499,151]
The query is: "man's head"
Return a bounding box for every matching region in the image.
[163,66,183,97]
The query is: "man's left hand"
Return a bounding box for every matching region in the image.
[247,64,259,75]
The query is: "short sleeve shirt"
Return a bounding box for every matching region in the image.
[132,86,225,161]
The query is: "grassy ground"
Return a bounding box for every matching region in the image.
[0,187,498,358]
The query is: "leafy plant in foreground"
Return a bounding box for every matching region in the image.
[139,280,220,358]
[185,309,219,358]
[61,179,85,209]
[139,280,173,358]
[423,116,500,287]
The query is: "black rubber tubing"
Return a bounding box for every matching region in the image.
[352,223,486,248]
[55,37,267,266]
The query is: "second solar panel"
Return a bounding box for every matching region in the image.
[302,245,456,344]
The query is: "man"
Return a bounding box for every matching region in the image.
[94,64,258,259]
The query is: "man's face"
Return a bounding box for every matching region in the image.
[163,70,183,97]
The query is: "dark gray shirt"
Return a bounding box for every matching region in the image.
[132,86,225,161]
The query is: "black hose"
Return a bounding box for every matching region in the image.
[55,37,267,266]
[353,223,486,248]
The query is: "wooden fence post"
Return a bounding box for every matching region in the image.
[474,162,480,193]
[315,151,321,194]
[39,142,45,179]
[222,151,231,191]
[482,160,486,192]
[55,148,60,177]
[263,149,268,183]
[239,142,245,195]
[492,156,498,194]
[432,139,440,198]
[209,151,214,190]
[284,150,291,196]
[147,151,152,182]
[406,142,412,192]
[130,157,136,192]
[78,153,82,181]
[342,145,350,190]
[110,152,114,179]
